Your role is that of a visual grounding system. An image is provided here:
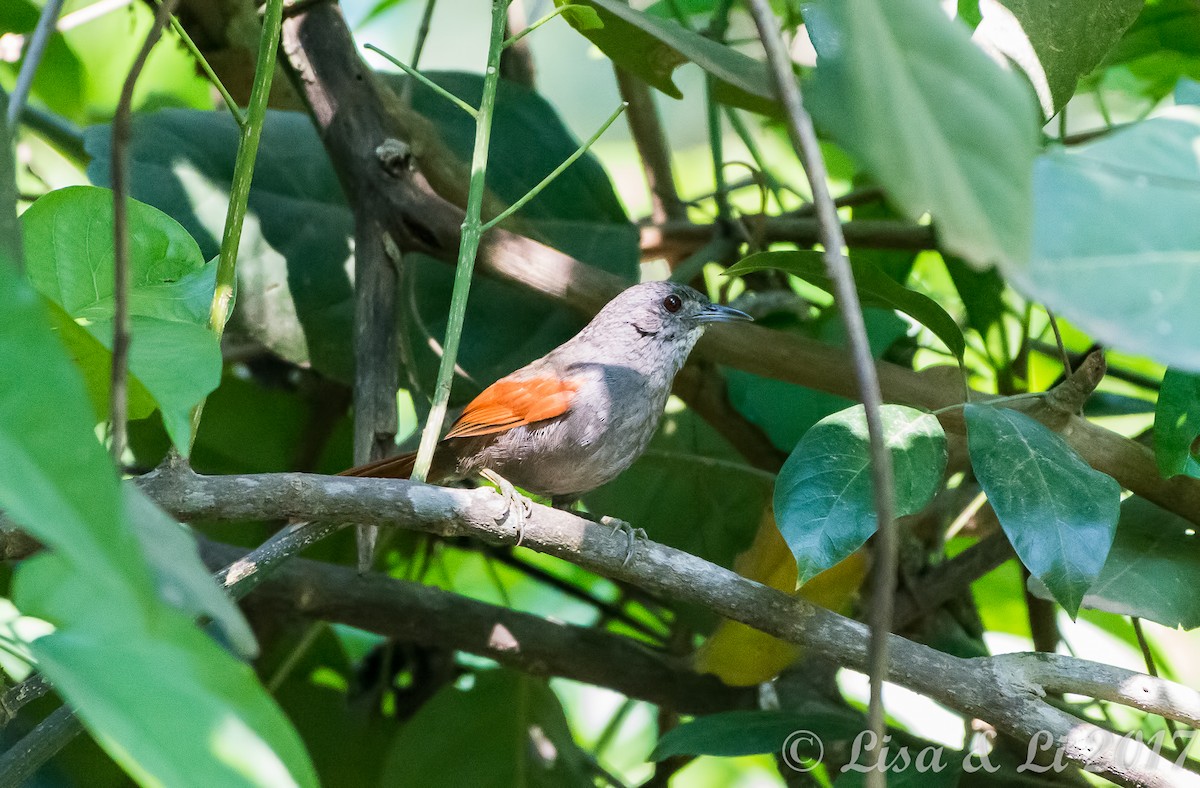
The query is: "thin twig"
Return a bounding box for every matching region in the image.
[1045,308,1073,376]
[500,0,536,87]
[365,44,478,119]
[13,103,85,164]
[412,0,525,483]
[109,0,179,464]
[0,89,21,271]
[0,705,83,785]
[5,0,66,132]
[614,67,685,223]
[153,0,246,128]
[481,102,627,231]
[409,0,438,69]
[0,674,52,727]
[745,2,897,781]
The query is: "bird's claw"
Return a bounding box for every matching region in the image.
[481,470,533,545]
[602,516,646,567]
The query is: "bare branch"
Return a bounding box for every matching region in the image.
[201,539,752,714]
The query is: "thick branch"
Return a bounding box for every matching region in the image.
[201,539,751,714]
[135,466,1200,788]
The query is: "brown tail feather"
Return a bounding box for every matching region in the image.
[338,450,418,479]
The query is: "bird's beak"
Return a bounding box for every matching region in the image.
[698,303,753,324]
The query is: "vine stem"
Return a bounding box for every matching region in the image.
[189,0,285,447]
[110,0,179,465]
[410,0,509,483]
[745,2,897,782]
[5,0,65,132]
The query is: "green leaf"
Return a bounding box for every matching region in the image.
[964,404,1121,616]
[381,670,591,786]
[17,554,315,788]
[83,75,638,394]
[804,0,1039,270]
[0,0,85,120]
[1155,368,1200,479]
[0,262,315,786]
[1095,0,1200,105]
[559,3,603,29]
[0,261,144,591]
[944,255,1010,369]
[728,251,966,360]
[21,186,221,451]
[973,0,1143,117]
[776,405,947,583]
[553,0,778,115]
[1015,107,1200,372]
[1081,497,1200,629]
[651,707,864,760]
[124,487,257,657]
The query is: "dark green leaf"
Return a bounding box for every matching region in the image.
[553,0,779,115]
[651,707,863,760]
[381,670,591,786]
[944,255,1010,369]
[1082,497,1200,629]
[804,0,1039,270]
[1154,368,1200,478]
[21,186,221,451]
[1016,108,1200,371]
[728,251,966,359]
[964,404,1121,616]
[776,405,947,583]
[974,0,1142,117]
[1095,0,1200,105]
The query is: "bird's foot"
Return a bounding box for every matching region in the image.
[480,469,534,545]
[601,516,647,567]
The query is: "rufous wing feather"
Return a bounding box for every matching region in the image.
[339,451,418,479]
[444,375,579,439]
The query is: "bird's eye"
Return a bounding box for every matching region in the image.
[663,294,683,313]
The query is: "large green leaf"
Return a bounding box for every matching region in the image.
[964,404,1121,616]
[973,0,1143,117]
[727,250,966,360]
[0,262,315,786]
[1081,497,1200,629]
[804,0,1039,271]
[1155,368,1200,478]
[381,670,591,786]
[553,0,778,115]
[651,706,863,760]
[21,186,221,451]
[776,405,947,583]
[84,73,638,394]
[16,554,313,788]
[1016,107,1200,372]
[1092,0,1200,105]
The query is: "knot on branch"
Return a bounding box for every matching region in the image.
[1045,351,1106,414]
[376,139,413,178]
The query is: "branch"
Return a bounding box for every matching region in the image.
[135,466,1200,787]
[200,539,751,714]
[0,706,82,786]
[615,68,685,223]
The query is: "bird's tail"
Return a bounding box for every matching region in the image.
[338,450,418,479]
[340,450,419,572]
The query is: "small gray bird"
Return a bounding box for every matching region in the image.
[346,281,751,561]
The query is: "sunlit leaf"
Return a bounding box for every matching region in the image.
[1015,107,1200,372]
[651,706,862,760]
[804,0,1039,270]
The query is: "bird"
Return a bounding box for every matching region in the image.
[344,280,752,568]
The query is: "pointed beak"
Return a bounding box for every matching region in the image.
[697,303,753,324]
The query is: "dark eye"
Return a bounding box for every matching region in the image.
[663,294,682,313]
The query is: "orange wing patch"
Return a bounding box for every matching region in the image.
[444,376,579,439]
